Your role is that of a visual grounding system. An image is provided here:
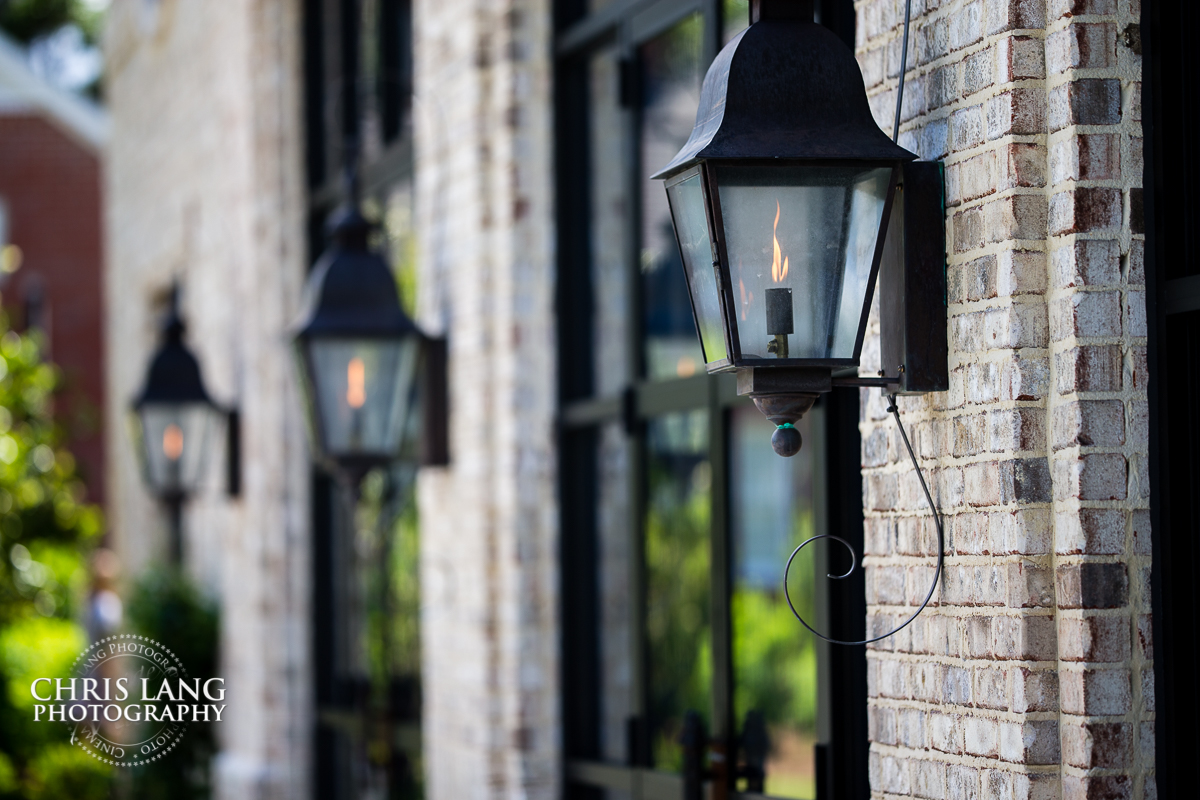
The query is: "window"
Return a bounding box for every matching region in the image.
[557,2,868,798]
[303,2,421,797]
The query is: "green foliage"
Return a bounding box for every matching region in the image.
[124,568,219,800]
[0,320,108,797]
[0,0,103,45]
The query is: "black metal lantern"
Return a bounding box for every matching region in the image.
[654,0,946,456]
[293,205,423,485]
[132,286,225,561]
[133,287,223,499]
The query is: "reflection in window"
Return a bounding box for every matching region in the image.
[639,15,705,381]
[645,411,711,771]
[731,406,820,798]
[597,424,633,762]
[591,47,630,396]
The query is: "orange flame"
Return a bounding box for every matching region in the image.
[347,357,366,408]
[771,200,789,283]
[163,424,184,461]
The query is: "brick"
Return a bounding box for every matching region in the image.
[1050,133,1121,182]
[1131,345,1148,389]
[964,715,1000,756]
[1125,289,1147,336]
[1002,355,1049,401]
[1000,719,1060,764]
[1050,187,1123,234]
[951,1,985,50]
[987,0,1047,35]
[973,665,1008,708]
[1128,398,1148,448]
[1126,238,1146,283]
[965,615,994,658]
[1052,399,1125,449]
[987,88,1048,137]
[992,508,1053,554]
[912,758,946,799]
[954,413,988,456]
[951,103,986,151]
[932,712,965,754]
[992,613,1057,660]
[874,751,911,796]
[1142,666,1154,712]
[921,117,950,160]
[1050,79,1122,129]
[1047,23,1116,72]
[1050,291,1123,340]
[879,657,908,698]
[947,765,980,800]
[943,664,972,704]
[965,461,1001,507]
[1063,721,1131,768]
[1008,560,1055,607]
[1056,508,1125,554]
[947,152,999,205]
[989,407,1045,452]
[963,46,995,96]
[898,707,928,748]
[1058,614,1131,661]
[1057,562,1129,608]
[999,34,1046,80]
[918,16,951,66]
[1061,667,1132,715]
[1129,81,1142,122]
[1055,345,1122,392]
[1063,775,1133,800]
[1000,144,1047,191]
[967,360,1002,403]
[1049,0,1117,19]
[871,566,908,605]
[1013,667,1059,712]
[1067,452,1128,500]
[999,457,1053,503]
[863,426,889,467]
[872,705,898,744]
[929,63,959,109]
[1132,509,1151,555]
[1052,239,1121,288]
[869,473,899,510]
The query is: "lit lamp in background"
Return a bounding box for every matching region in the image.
[132,286,227,562]
[654,0,947,456]
[293,204,433,491]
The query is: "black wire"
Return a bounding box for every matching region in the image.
[892,0,914,143]
[783,392,944,646]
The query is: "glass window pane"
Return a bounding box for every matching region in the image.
[645,411,711,771]
[598,424,633,762]
[591,46,631,396]
[731,405,821,799]
[137,403,218,494]
[640,15,706,381]
[715,165,891,361]
[665,169,727,365]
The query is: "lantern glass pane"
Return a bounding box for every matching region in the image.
[666,171,727,365]
[309,337,419,458]
[138,402,217,495]
[714,164,892,361]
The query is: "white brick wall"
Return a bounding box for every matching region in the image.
[104,1,311,797]
[413,0,559,798]
[857,0,1150,796]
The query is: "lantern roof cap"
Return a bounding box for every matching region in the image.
[294,204,420,340]
[134,284,216,408]
[653,14,916,180]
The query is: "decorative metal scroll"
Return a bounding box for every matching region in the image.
[783,395,945,646]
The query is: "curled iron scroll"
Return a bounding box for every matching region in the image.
[783,396,945,646]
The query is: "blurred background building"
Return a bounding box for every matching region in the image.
[0,28,107,507]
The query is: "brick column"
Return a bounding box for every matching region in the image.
[414,1,559,798]
[856,0,1150,797]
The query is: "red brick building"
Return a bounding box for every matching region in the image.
[0,31,108,506]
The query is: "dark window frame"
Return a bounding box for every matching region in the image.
[554,2,869,798]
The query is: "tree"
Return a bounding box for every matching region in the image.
[0,319,109,799]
